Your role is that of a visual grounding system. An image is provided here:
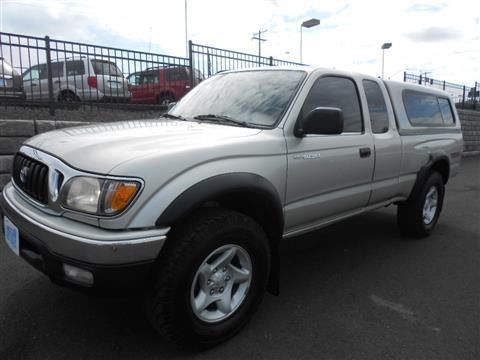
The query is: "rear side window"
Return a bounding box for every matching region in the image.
[166,68,189,81]
[301,76,363,133]
[403,91,445,126]
[66,60,85,76]
[91,60,123,77]
[438,98,455,124]
[363,80,389,133]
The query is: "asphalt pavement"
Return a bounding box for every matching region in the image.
[1,156,479,360]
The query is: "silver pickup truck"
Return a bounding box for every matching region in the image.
[1,67,463,348]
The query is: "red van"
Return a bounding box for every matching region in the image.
[127,66,203,105]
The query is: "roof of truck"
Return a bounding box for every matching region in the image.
[220,66,453,98]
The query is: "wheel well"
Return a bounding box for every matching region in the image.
[212,191,283,241]
[58,89,77,100]
[168,190,283,296]
[431,159,450,184]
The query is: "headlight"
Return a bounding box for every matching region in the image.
[61,177,140,215]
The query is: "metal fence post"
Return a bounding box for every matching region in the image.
[403,71,406,82]
[188,40,194,86]
[44,36,55,116]
[443,80,445,90]
[269,56,273,66]
[474,81,478,110]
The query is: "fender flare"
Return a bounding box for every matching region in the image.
[155,172,284,231]
[155,172,284,296]
[408,152,450,202]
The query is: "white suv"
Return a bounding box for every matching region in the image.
[22,57,130,102]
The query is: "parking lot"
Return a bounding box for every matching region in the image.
[1,155,479,360]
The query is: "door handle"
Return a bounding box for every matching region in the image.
[54,80,61,84]
[359,147,371,158]
[31,83,38,86]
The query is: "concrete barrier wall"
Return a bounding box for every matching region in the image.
[1,111,480,189]
[458,109,480,154]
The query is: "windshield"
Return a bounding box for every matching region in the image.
[91,60,123,77]
[170,70,306,127]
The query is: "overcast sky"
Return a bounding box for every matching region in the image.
[0,0,478,84]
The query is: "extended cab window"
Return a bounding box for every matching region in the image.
[363,80,389,133]
[301,76,362,133]
[403,91,444,126]
[438,98,455,124]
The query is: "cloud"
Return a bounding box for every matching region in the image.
[0,0,478,85]
[406,27,462,42]
[407,3,447,12]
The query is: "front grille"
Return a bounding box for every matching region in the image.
[12,153,49,204]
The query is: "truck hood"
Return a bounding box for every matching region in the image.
[24,119,262,174]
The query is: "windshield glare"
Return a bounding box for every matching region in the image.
[170,70,306,127]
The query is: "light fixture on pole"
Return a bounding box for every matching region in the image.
[381,42,392,79]
[300,18,320,63]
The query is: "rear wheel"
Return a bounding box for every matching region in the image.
[397,171,445,238]
[59,90,79,103]
[145,208,270,348]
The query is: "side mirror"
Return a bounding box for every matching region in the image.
[295,107,344,137]
[167,102,177,111]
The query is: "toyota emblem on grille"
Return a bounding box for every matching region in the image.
[20,166,29,183]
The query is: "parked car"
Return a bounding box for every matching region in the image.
[22,57,130,102]
[0,57,24,99]
[127,66,203,105]
[1,67,463,348]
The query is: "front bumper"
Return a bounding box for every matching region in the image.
[1,182,168,289]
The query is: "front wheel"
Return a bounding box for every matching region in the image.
[397,171,445,238]
[158,93,175,107]
[145,208,270,348]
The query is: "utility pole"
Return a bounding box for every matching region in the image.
[421,71,431,86]
[252,29,267,64]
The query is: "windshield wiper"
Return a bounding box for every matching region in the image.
[162,113,188,121]
[193,114,250,127]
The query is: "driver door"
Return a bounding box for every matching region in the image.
[284,75,375,235]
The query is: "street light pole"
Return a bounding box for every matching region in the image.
[381,42,392,79]
[185,0,188,57]
[300,18,320,63]
[300,25,303,64]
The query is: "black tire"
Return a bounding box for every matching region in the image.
[145,208,270,349]
[158,92,175,106]
[59,90,79,103]
[397,171,445,238]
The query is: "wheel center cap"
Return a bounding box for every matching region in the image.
[211,271,227,287]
